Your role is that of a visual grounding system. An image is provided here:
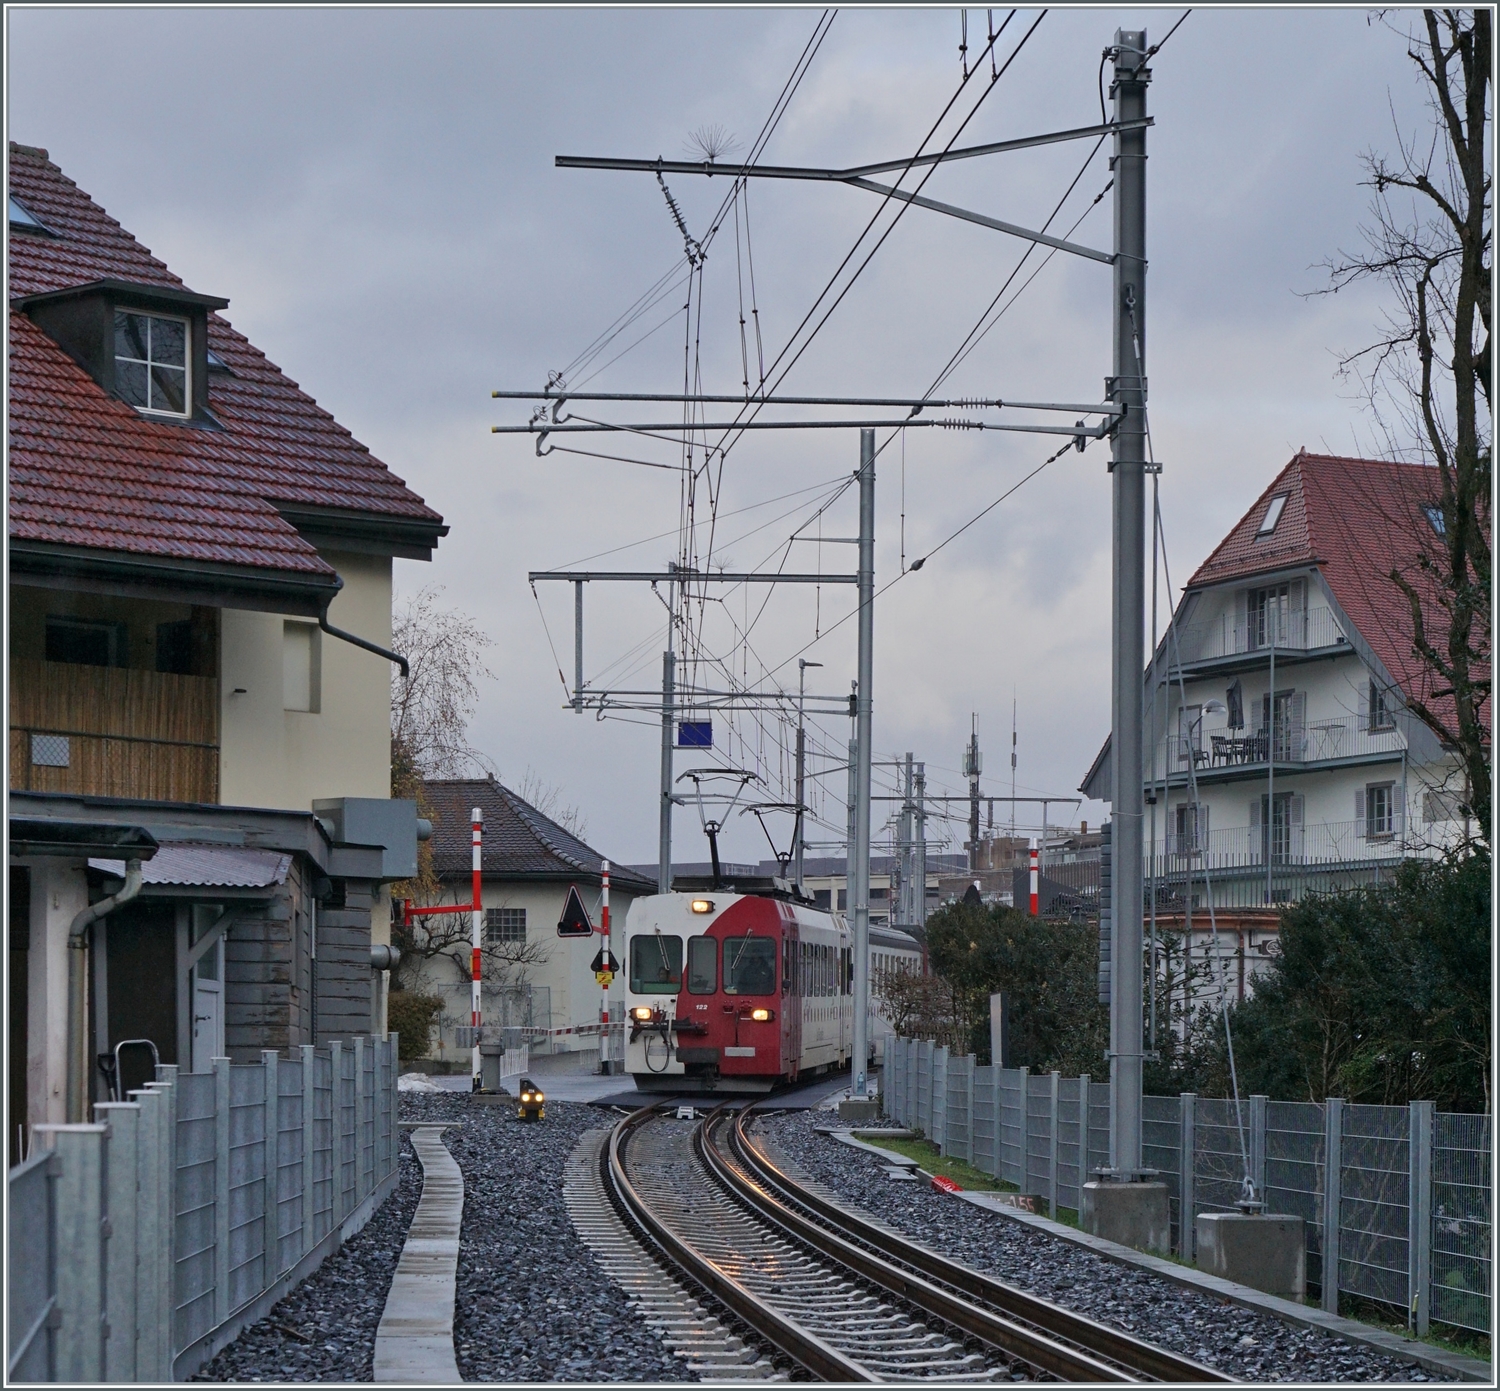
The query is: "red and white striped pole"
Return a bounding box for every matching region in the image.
[471,807,483,1088]
[1028,836,1039,916]
[599,860,611,1076]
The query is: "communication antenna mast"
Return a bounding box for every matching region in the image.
[964,714,982,871]
[1010,690,1018,835]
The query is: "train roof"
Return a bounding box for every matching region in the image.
[669,873,813,905]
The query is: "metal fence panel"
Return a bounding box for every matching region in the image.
[1026,1073,1051,1196]
[1194,1097,1250,1215]
[915,1042,932,1135]
[998,1069,1024,1186]
[1056,1079,1082,1213]
[276,1059,306,1277]
[945,1055,973,1162]
[1265,1100,1325,1295]
[972,1065,997,1177]
[1339,1104,1411,1310]
[1142,1094,1181,1249]
[226,1066,267,1314]
[931,1047,949,1151]
[1087,1083,1111,1180]
[1430,1112,1491,1334]
[173,1070,219,1352]
[7,1150,58,1382]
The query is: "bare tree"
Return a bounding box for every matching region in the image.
[390,585,496,796]
[1318,9,1491,842]
[389,586,500,988]
[516,766,589,840]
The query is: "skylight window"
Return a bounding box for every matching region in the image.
[1425,505,1446,536]
[9,196,49,231]
[1257,494,1288,535]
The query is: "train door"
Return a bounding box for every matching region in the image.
[782,923,802,1077]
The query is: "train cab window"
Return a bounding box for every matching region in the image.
[629,933,683,993]
[723,936,776,995]
[686,935,717,994]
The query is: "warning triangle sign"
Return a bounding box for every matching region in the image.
[589,948,620,975]
[557,884,594,938]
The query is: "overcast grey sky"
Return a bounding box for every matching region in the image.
[8,6,1433,867]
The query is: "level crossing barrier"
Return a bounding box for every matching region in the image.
[7,1034,400,1382]
[883,1035,1491,1337]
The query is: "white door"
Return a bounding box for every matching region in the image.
[191,939,224,1072]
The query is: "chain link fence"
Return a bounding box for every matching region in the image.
[883,1036,1490,1336]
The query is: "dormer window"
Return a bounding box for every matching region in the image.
[1257,494,1288,535]
[114,310,188,415]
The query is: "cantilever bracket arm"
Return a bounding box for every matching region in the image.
[555,117,1146,264]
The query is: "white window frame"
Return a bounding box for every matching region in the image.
[1368,679,1395,732]
[1366,781,1395,839]
[114,308,191,418]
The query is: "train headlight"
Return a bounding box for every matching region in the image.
[631,1006,654,1022]
[751,1008,773,1022]
[690,899,715,914]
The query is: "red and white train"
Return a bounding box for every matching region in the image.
[623,883,920,1093]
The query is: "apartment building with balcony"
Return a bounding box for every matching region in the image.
[7,144,446,1156]
[1082,450,1473,980]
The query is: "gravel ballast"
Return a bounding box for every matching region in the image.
[760,1109,1453,1384]
[402,1092,695,1383]
[193,1131,424,1382]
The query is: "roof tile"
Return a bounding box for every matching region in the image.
[8,141,442,577]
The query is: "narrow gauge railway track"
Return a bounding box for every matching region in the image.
[606,1103,1234,1383]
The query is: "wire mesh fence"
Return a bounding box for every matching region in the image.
[9,1036,400,1384]
[882,1035,1490,1336]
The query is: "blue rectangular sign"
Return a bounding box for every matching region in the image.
[677,720,713,748]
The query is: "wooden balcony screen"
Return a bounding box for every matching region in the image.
[9,658,219,804]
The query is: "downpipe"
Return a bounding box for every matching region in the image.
[319,608,409,679]
[67,858,144,1122]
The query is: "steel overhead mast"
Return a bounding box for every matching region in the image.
[503,32,1157,1137]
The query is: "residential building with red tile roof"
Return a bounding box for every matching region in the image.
[1080,449,1479,998]
[9,143,444,1146]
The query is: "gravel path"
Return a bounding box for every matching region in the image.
[760,1109,1451,1384]
[402,1093,695,1383]
[192,1131,423,1382]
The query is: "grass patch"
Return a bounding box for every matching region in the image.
[1326,1293,1492,1362]
[852,1134,1016,1193]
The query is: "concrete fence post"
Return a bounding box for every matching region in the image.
[1179,1093,1196,1259]
[37,1124,109,1383]
[329,1040,344,1224]
[130,1086,169,1381]
[1250,1094,1268,1203]
[1322,1098,1343,1315]
[213,1056,231,1327]
[1047,1071,1061,1217]
[143,1067,178,1374]
[94,1102,141,1382]
[1409,1099,1434,1336]
[1016,1067,1030,1192]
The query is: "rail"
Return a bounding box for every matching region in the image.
[725,1106,1227,1383]
[604,1101,1228,1382]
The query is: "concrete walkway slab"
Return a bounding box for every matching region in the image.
[374,1126,463,1383]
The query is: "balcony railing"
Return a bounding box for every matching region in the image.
[9,658,219,803]
[1150,817,1412,870]
[1168,605,1345,665]
[1155,715,1404,781]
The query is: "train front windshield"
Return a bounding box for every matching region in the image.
[630,934,683,993]
[722,936,776,994]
